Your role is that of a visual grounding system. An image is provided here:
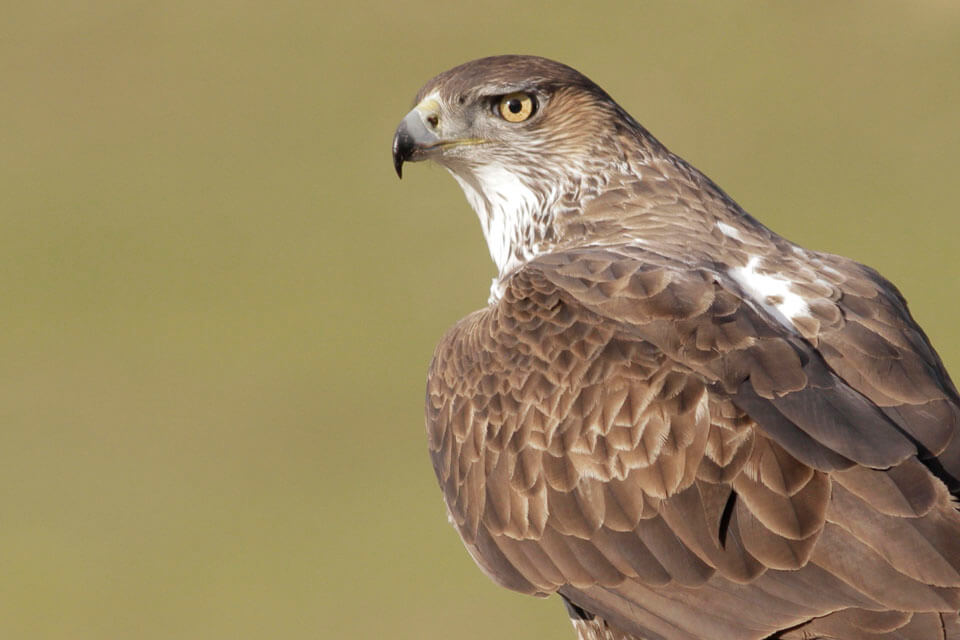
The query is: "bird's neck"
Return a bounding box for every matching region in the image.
[450,134,763,303]
[448,155,666,303]
[448,164,563,283]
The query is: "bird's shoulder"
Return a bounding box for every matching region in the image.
[424,244,960,634]
[427,243,960,486]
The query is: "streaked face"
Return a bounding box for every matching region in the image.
[393,56,620,180]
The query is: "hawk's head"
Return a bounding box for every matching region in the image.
[393,56,656,282]
[392,56,625,179]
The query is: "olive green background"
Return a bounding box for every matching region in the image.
[1,2,958,638]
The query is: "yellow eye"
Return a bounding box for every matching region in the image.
[497,92,535,122]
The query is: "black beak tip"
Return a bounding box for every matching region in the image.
[392,127,414,179]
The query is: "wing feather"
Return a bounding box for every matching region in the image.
[425,246,960,638]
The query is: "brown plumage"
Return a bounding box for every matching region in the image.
[392,55,960,639]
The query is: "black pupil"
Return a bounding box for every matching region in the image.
[508,99,523,114]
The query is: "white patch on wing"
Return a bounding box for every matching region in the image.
[728,255,810,330]
[449,164,552,294]
[716,221,743,241]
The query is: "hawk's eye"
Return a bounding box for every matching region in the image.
[497,92,536,123]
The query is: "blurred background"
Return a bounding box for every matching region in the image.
[1,2,958,638]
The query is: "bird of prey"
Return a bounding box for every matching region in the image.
[392,55,960,639]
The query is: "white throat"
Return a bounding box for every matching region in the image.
[448,164,555,286]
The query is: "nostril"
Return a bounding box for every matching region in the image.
[426,114,439,129]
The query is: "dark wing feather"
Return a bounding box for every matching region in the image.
[812,256,960,492]
[425,246,960,639]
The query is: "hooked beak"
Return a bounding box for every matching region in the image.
[392,97,486,178]
[392,107,440,179]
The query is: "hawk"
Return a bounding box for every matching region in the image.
[392,55,960,639]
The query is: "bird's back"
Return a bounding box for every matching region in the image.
[398,54,960,640]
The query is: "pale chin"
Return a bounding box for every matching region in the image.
[447,162,554,292]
